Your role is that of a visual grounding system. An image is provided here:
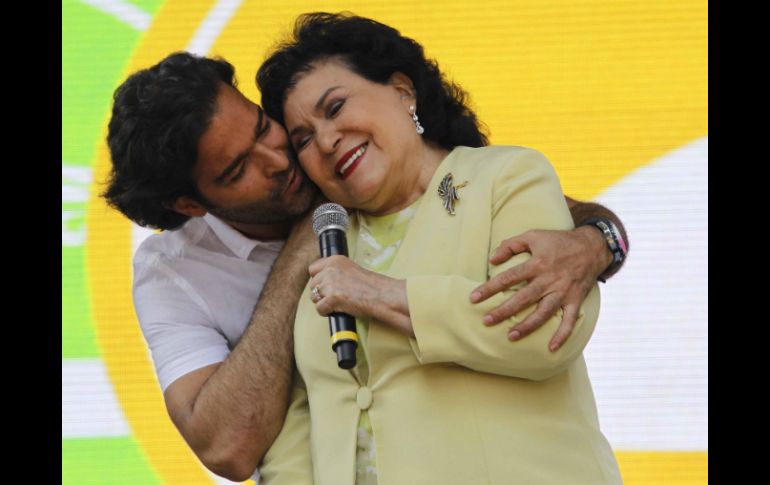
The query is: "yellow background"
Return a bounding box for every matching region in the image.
[76,1,707,483]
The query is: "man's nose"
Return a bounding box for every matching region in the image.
[258,149,291,178]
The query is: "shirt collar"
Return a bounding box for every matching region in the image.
[203,213,284,260]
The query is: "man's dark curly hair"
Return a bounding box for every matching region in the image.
[103,52,236,230]
[257,12,489,151]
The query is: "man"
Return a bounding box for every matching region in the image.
[103,52,628,482]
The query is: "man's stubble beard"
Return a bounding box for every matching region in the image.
[200,161,319,226]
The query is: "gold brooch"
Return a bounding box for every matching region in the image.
[437,173,468,215]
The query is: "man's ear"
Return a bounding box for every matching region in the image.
[168,196,207,218]
[388,72,417,108]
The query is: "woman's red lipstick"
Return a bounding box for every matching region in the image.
[335,142,368,179]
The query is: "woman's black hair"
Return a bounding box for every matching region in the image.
[257,12,489,151]
[103,52,235,230]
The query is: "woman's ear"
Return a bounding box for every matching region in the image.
[388,72,417,107]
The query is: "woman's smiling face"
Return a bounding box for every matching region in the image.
[282,58,422,214]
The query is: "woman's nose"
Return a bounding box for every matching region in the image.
[316,125,341,155]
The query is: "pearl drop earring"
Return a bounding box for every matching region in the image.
[409,105,425,135]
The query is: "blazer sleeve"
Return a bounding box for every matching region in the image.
[258,370,313,484]
[406,148,600,381]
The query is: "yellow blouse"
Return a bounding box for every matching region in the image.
[352,197,422,485]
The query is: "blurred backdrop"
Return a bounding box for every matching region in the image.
[62,1,708,483]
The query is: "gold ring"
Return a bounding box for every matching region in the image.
[311,285,323,303]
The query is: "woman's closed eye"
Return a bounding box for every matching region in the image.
[292,98,345,151]
[327,98,345,118]
[294,133,312,151]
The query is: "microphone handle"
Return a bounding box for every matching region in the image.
[329,313,357,369]
[318,229,358,369]
[318,228,348,257]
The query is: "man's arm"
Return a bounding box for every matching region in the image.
[162,220,317,482]
[471,195,629,351]
[565,195,629,281]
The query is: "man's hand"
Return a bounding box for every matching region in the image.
[470,227,611,351]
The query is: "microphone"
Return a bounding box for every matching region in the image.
[311,203,358,369]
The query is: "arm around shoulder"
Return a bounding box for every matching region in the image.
[134,233,312,481]
[407,148,600,380]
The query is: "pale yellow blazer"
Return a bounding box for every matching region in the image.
[261,146,622,485]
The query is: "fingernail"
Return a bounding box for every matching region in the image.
[509,330,520,340]
[549,343,559,352]
[471,291,481,303]
[483,315,494,325]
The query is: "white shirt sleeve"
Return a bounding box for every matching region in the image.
[133,259,231,393]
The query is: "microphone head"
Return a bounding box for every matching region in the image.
[312,203,350,235]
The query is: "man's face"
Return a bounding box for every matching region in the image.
[192,83,317,225]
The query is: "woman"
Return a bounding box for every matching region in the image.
[257,12,622,485]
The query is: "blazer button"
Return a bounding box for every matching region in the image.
[356,386,373,410]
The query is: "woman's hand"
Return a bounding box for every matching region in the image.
[470,227,611,351]
[308,256,413,336]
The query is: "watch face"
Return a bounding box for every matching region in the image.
[606,221,628,256]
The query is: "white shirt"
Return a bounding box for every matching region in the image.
[133,213,285,393]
